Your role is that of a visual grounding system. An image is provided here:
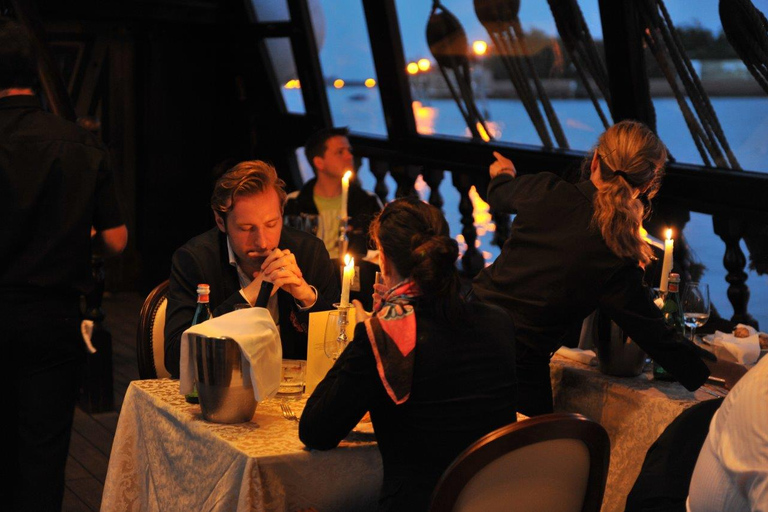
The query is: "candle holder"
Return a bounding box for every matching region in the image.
[338,216,349,261]
[324,303,355,360]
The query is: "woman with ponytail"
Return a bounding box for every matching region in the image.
[300,197,517,512]
[473,120,744,417]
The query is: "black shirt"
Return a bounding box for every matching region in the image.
[300,301,517,512]
[0,95,123,296]
[473,172,709,391]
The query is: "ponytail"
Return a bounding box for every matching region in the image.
[589,121,667,266]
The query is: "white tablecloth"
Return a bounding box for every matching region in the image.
[551,355,722,512]
[101,379,382,512]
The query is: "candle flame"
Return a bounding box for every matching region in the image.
[665,228,673,240]
[344,254,354,268]
[343,170,352,182]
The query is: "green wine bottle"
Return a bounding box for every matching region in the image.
[654,273,684,381]
[186,283,212,403]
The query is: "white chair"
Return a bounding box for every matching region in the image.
[429,413,610,512]
[136,280,171,379]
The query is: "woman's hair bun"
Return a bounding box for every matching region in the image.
[411,235,459,295]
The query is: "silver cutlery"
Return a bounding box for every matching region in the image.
[280,402,299,422]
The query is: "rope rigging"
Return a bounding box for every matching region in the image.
[474,0,569,148]
[427,0,492,142]
[545,0,612,129]
[637,0,741,170]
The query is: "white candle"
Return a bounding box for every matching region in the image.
[340,254,355,307]
[659,228,674,292]
[341,170,352,220]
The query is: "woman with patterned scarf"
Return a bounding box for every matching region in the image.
[300,197,517,512]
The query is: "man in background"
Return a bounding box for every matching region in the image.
[0,17,128,511]
[285,127,382,260]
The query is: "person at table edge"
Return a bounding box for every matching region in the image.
[284,126,382,260]
[164,160,339,378]
[471,120,745,417]
[300,197,517,512]
[1,18,129,511]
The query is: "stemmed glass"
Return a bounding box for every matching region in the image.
[324,308,353,360]
[681,282,710,342]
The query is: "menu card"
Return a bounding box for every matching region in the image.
[306,309,357,395]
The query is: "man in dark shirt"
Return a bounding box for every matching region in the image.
[284,127,382,309]
[164,161,339,378]
[0,18,128,511]
[284,127,382,260]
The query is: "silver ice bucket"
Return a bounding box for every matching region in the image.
[192,334,257,423]
[581,309,648,377]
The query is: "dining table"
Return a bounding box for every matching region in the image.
[102,359,725,512]
[101,379,383,512]
[550,354,726,512]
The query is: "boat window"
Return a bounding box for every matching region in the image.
[264,38,307,114]
[307,0,388,136]
[643,0,768,173]
[394,0,609,150]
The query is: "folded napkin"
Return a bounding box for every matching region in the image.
[704,324,760,365]
[179,307,282,401]
[556,346,598,366]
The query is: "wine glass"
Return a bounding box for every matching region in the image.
[681,282,710,342]
[323,308,352,360]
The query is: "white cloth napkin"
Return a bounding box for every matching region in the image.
[179,307,282,401]
[556,346,598,366]
[705,324,760,365]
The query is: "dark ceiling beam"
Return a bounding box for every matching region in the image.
[598,0,656,129]
[362,0,416,141]
[286,0,331,129]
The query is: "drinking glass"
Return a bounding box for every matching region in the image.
[681,282,710,342]
[324,308,352,360]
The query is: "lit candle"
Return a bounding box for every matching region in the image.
[341,170,352,220]
[659,228,674,292]
[340,254,355,307]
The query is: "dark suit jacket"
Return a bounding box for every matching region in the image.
[299,301,517,512]
[473,172,709,391]
[164,227,340,378]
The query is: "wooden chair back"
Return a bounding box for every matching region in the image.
[429,413,610,512]
[136,280,171,379]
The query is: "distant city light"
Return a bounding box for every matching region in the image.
[406,62,419,75]
[472,40,488,56]
[364,78,376,88]
[333,79,345,89]
[476,121,491,142]
[417,58,431,72]
[284,79,301,89]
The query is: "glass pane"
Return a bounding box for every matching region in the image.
[645,0,768,173]
[250,0,290,22]
[394,0,609,150]
[309,0,388,136]
[264,38,306,114]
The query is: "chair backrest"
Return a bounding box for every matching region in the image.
[429,413,610,512]
[137,280,171,379]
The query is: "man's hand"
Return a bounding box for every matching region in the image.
[704,358,748,390]
[241,271,275,305]
[489,151,517,179]
[261,248,316,307]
